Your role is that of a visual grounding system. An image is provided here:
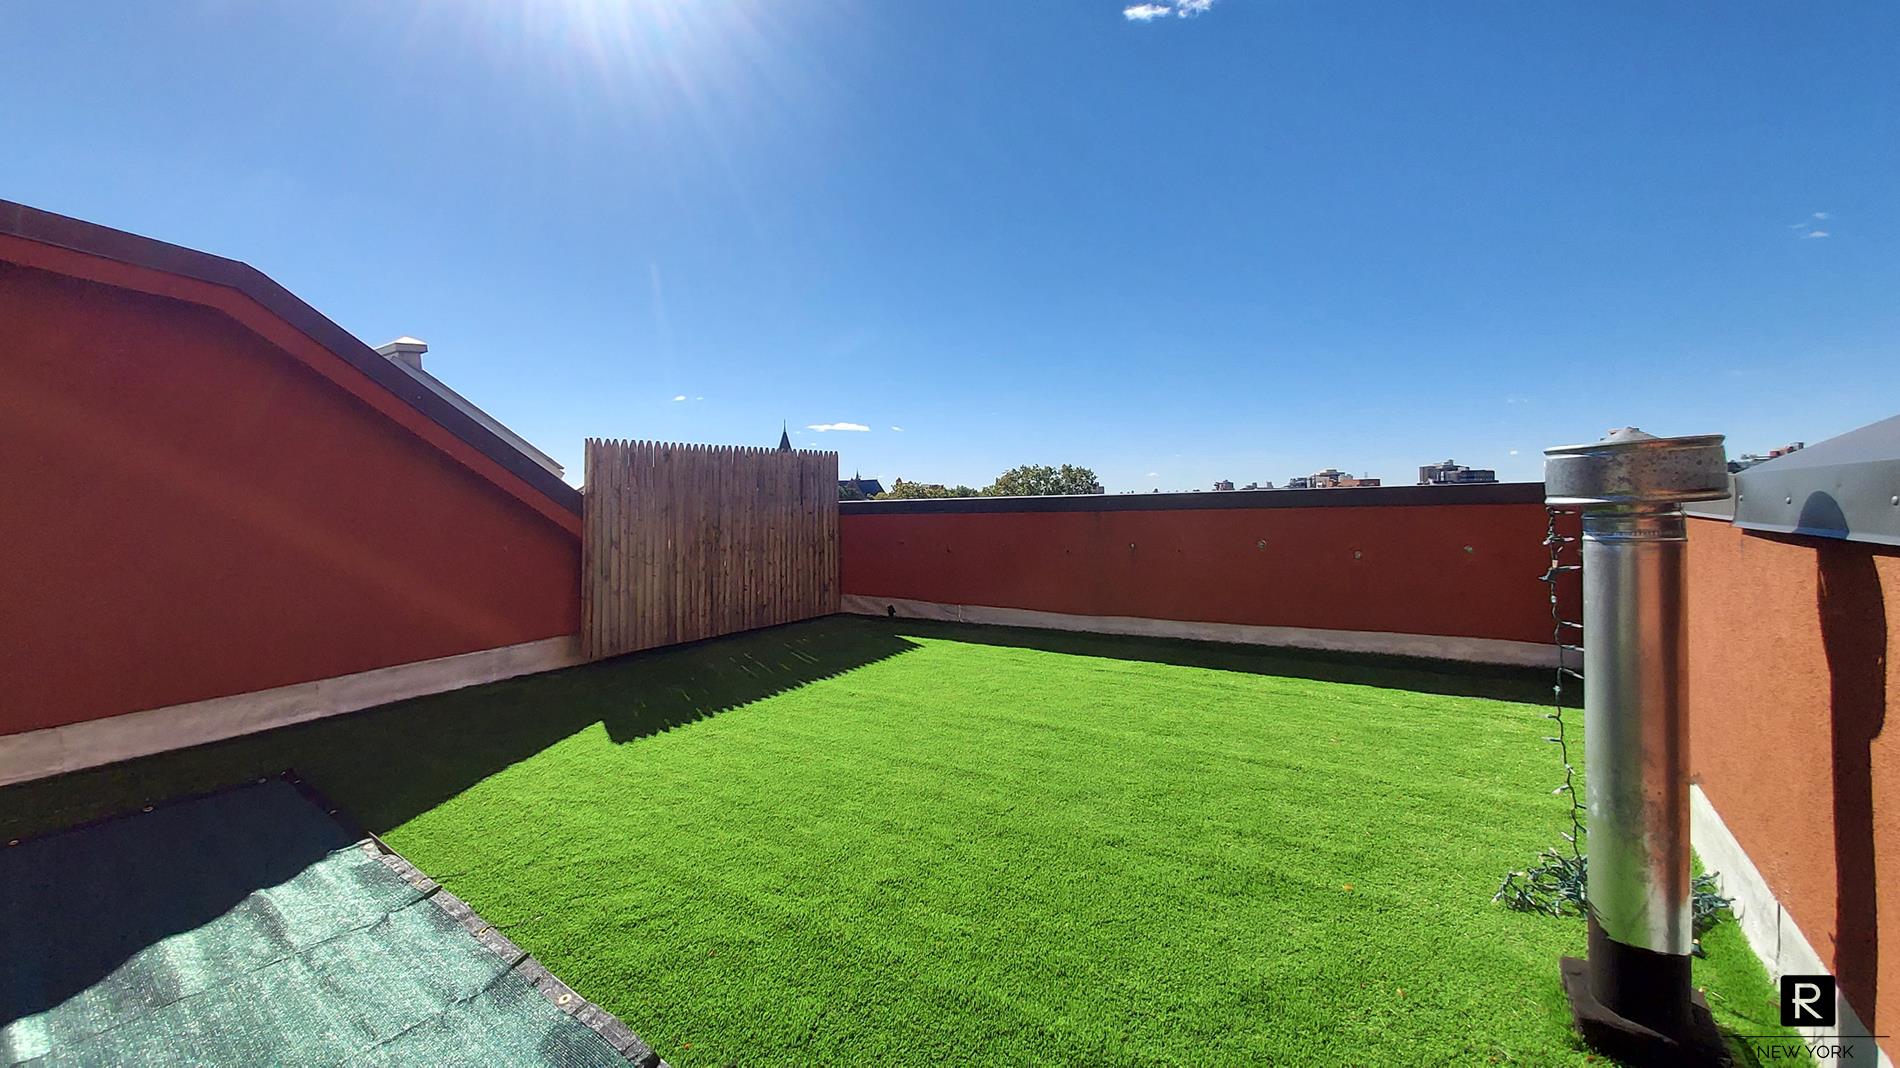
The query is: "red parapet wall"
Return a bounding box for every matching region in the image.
[840,490,1571,646]
[1686,516,1899,1052]
[0,260,581,736]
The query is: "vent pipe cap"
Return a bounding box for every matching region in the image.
[1545,427,1728,507]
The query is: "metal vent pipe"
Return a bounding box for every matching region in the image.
[1544,427,1730,1066]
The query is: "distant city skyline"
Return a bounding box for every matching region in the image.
[847,435,1825,495]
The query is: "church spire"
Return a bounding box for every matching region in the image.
[777,421,792,452]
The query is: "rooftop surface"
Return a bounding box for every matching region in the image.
[0,617,1797,1065]
[1,780,650,1065]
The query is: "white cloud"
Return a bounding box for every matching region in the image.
[672,394,686,401]
[806,422,871,432]
[1146,471,1159,477]
[1125,0,1216,20]
[1509,449,1520,456]
[891,426,905,432]
[695,395,704,401]
[1814,211,1832,220]
[1804,230,1830,239]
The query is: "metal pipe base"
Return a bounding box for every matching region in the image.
[1560,918,1732,1067]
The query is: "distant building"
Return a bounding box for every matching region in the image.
[1213,479,1235,491]
[1240,481,1271,490]
[839,476,885,498]
[776,424,792,452]
[1729,442,1805,473]
[1288,468,1381,489]
[1418,459,1498,485]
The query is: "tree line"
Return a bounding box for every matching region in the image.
[842,463,1102,500]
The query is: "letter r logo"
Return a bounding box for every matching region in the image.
[1780,974,1836,1027]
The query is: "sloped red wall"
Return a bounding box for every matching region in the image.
[840,500,1566,644]
[0,262,580,735]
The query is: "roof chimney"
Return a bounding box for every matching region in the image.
[375,336,428,372]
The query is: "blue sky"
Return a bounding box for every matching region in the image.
[4,2,1896,491]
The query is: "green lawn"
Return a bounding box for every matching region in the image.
[1,616,1796,1065]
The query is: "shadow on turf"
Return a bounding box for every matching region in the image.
[883,617,1559,704]
[5,613,1552,844]
[0,618,922,841]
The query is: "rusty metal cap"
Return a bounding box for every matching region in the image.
[1544,427,1729,506]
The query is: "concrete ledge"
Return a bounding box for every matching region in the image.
[842,595,1558,668]
[0,635,584,787]
[1690,784,1890,1066]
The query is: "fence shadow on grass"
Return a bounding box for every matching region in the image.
[3,612,1552,844]
[883,617,1557,704]
[0,617,921,842]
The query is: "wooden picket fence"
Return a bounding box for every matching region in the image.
[581,439,840,660]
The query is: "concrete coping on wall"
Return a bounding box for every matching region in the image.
[840,481,1546,515]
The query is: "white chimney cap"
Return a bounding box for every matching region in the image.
[375,336,428,356]
[374,337,428,372]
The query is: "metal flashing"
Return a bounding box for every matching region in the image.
[1733,413,1900,546]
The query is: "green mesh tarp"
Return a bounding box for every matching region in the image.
[1,779,657,1067]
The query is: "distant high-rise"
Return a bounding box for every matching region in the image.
[1288,468,1381,489]
[1418,459,1497,485]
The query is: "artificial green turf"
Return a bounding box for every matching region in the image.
[0,616,1803,1066]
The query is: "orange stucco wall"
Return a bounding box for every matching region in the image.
[840,502,1568,644]
[0,262,581,735]
[1687,516,1898,1049]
